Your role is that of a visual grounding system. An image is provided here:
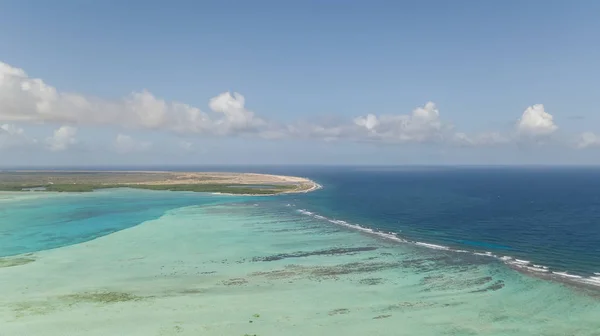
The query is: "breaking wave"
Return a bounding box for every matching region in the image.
[295,208,600,288]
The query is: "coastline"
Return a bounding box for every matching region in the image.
[0,171,321,195]
[295,207,600,291]
[212,180,323,196]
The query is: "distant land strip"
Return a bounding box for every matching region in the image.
[0,171,320,195]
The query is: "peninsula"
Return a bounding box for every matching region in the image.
[0,171,320,195]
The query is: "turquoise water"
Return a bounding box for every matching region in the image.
[1,185,600,335]
[0,189,240,257]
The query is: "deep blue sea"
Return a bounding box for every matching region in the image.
[2,166,600,279]
[284,166,600,278]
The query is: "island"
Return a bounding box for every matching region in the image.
[0,171,320,195]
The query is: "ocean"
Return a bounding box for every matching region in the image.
[1,166,599,335]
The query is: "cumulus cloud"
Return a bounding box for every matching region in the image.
[0,124,34,149]
[576,132,600,149]
[453,132,511,147]
[208,92,266,133]
[114,134,152,154]
[179,140,193,151]
[290,102,451,144]
[5,60,591,152]
[354,114,379,130]
[516,104,558,136]
[0,61,265,136]
[1,124,24,136]
[352,102,448,143]
[46,126,78,151]
[0,123,41,150]
[0,61,457,145]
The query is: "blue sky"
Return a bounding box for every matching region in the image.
[1,0,600,166]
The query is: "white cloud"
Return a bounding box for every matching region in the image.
[4,60,589,152]
[576,132,600,149]
[179,140,193,151]
[351,102,448,143]
[208,92,266,134]
[453,132,511,147]
[516,104,558,136]
[284,102,451,143]
[0,124,34,149]
[0,61,456,145]
[354,114,379,130]
[46,126,78,151]
[1,124,24,136]
[0,61,265,136]
[114,134,152,154]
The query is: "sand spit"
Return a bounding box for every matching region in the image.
[0,171,321,195]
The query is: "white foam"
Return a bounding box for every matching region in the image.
[296,208,413,244]
[297,209,314,216]
[525,266,550,273]
[583,278,600,286]
[415,242,450,251]
[552,272,583,279]
[292,207,600,287]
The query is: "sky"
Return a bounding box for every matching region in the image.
[1,0,600,166]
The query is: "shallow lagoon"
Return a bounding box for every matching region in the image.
[1,189,599,335]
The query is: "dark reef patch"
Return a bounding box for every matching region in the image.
[222,278,248,286]
[359,277,385,286]
[328,308,350,316]
[470,280,505,293]
[250,261,402,282]
[420,274,498,292]
[251,269,298,280]
[252,247,378,262]
[0,257,35,268]
[61,291,146,304]
[179,288,206,295]
[383,301,436,311]
[306,261,401,278]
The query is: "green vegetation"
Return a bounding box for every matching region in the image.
[1,181,299,194]
[0,171,306,195]
[61,291,145,304]
[126,183,292,194]
[46,184,110,192]
[0,183,294,194]
[0,257,36,268]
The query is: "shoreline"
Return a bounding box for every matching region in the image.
[211,181,322,197]
[0,171,321,196]
[294,206,600,291]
